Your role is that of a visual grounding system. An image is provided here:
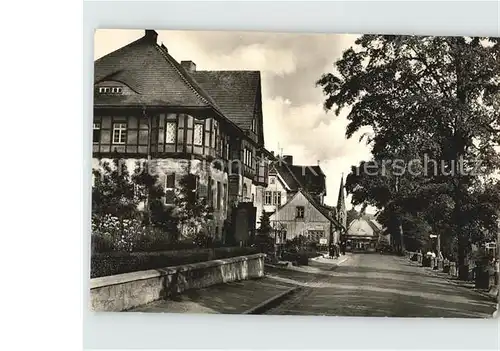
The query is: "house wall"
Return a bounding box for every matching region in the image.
[269,192,331,242]
[92,157,228,241]
[93,113,226,159]
[252,174,287,228]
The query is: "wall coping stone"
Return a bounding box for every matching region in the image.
[90,253,266,289]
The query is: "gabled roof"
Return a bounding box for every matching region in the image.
[94,33,220,108]
[269,159,326,195]
[347,214,383,235]
[191,71,260,130]
[296,189,342,229]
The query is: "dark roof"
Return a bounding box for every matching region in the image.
[321,204,337,219]
[299,190,342,228]
[94,31,269,148]
[94,35,219,108]
[270,159,326,195]
[191,71,260,130]
[289,165,326,195]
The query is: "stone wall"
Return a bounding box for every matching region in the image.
[90,253,266,312]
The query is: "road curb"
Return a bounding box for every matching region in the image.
[242,286,300,315]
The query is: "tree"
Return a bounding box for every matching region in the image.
[258,210,273,236]
[346,208,360,227]
[92,158,137,221]
[174,172,213,240]
[318,35,500,278]
[131,161,179,239]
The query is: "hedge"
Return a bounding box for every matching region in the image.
[90,246,259,278]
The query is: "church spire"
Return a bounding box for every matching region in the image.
[337,174,347,229]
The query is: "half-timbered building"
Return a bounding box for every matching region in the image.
[92,30,270,244]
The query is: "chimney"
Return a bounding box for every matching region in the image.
[144,29,158,43]
[181,60,196,72]
[283,155,293,165]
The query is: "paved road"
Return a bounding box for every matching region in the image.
[264,253,497,318]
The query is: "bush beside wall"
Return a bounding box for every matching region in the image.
[91,246,259,278]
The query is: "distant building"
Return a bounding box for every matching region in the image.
[346,214,386,251]
[269,189,343,244]
[261,160,346,245]
[253,154,327,228]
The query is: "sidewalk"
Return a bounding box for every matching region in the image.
[311,254,351,266]
[127,277,298,314]
[406,258,499,303]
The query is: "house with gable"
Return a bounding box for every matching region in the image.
[259,154,345,244]
[254,154,326,227]
[92,29,271,244]
[346,213,386,251]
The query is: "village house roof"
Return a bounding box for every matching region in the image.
[94,30,266,147]
[272,188,342,229]
[347,214,383,238]
[94,30,219,109]
[269,157,327,196]
[191,71,263,140]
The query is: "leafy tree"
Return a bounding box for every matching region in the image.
[174,173,213,240]
[92,158,137,221]
[319,35,500,278]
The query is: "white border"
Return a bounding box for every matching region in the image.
[83,1,500,350]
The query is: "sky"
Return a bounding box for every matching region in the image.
[94,29,374,209]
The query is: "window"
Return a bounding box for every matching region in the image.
[98,86,123,94]
[270,177,275,184]
[243,184,248,199]
[112,123,127,144]
[251,118,256,132]
[217,181,222,210]
[273,192,281,207]
[243,148,253,167]
[219,137,224,155]
[264,191,272,205]
[225,141,230,159]
[296,206,305,219]
[166,122,176,143]
[194,123,203,146]
[165,173,176,205]
[93,123,101,143]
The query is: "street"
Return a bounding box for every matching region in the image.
[264,253,497,318]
